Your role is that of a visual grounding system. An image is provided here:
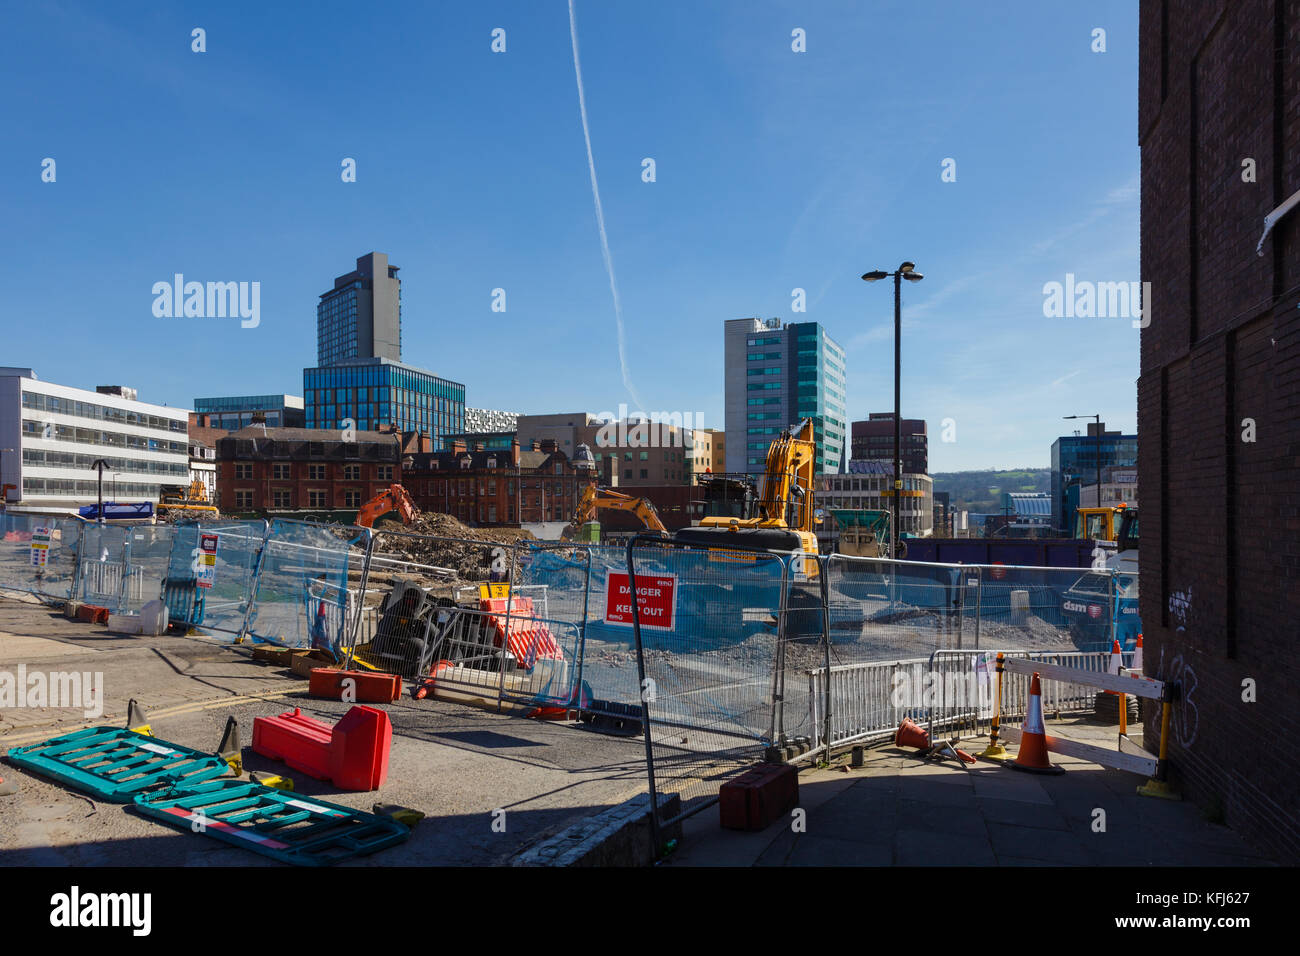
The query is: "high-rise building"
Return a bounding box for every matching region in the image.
[851,414,928,475]
[0,368,190,510]
[306,254,465,447]
[1049,422,1137,533]
[723,317,846,477]
[317,252,402,367]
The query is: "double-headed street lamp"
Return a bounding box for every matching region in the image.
[862,262,923,558]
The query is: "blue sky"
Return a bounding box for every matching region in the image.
[2,0,1139,470]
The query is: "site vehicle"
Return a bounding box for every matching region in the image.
[829,508,893,559]
[672,418,822,569]
[157,480,219,518]
[671,419,824,637]
[355,484,419,528]
[560,485,668,541]
[1062,504,1140,650]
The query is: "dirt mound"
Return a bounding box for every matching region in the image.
[371,512,535,579]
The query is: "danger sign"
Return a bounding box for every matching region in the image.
[30,526,51,568]
[604,572,677,631]
[196,533,219,589]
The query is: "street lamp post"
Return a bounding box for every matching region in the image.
[862,262,924,558]
[1064,414,1102,514]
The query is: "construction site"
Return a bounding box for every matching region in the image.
[0,415,1276,872]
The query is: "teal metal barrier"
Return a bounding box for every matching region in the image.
[6,727,229,801]
[131,778,410,866]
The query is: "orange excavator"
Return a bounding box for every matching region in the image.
[560,484,668,541]
[356,484,420,528]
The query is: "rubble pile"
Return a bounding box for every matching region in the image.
[372,512,535,580]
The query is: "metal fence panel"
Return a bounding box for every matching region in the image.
[0,512,83,602]
[164,520,268,638]
[629,538,791,826]
[245,519,368,653]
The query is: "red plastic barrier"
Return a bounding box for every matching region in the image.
[77,604,110,625]
[719,763,799,831]
[251,706,391,791]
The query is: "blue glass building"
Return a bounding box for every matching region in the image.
[304,358,464,441]
[1050,427,1138,533]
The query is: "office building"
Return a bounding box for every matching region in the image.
[303,358,464,444]
[0,368,189,511]
[1050,422,1137,533]
[516,412,712,486]
[193,394,305,431]
[1078,467,1138,511]
[851,414,928,475]
[724,317,846,478]
[819,466,933,539]
[317,252,402,367]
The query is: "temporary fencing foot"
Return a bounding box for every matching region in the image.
[126,699,152,737]
[217,717,242,776]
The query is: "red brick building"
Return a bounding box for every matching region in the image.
[1140,0,1299,860]
[215,425,417,513]
[403,440,610,526]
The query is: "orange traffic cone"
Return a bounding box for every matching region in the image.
[1132,633,1144,672]
[1011,673,1065,775]
[895,717,931,751]
[1108,638,1123,674]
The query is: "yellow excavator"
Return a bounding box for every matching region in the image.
[673,417,822,573]
[560,485,668,541]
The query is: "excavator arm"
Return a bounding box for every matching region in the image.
[563,485,668,538]
[356,484,419,528]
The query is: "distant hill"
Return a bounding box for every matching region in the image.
[931,468,1051,514]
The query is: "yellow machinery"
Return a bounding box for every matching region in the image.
[673,418,822,573]
[158,480,219,517]
[561,485,668,541]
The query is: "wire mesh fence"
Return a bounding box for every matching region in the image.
[627,536,792,827]
[163,519,268,638]
[0,512,83,602]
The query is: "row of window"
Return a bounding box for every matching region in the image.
[230,463,393,481]
[21,391,186,435]
[23,477,167,497]
[22,419,188,456]
[23,448,189,477]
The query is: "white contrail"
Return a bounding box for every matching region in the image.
[568,0,645,411]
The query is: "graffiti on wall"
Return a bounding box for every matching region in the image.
[1159,645,1199,748]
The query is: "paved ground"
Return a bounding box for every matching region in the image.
[0,594,648,866]
[666,719,1278,867]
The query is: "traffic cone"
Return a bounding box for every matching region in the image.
[1108,638,1123,675]
[895,717,931,751]
[1132,633,1144,672]
[1010,673,1065,775]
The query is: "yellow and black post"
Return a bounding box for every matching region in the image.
[979,652,1012,762]
[1138,680,1181,800]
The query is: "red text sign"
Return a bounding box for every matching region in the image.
[604,572,677,631]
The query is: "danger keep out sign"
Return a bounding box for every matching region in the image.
[604,572,677,631]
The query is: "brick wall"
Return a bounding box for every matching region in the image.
[1140,0,1300,862]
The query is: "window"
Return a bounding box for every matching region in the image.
[377,465,393,480]
[309,464,327,480]
[343,464,360,480]
[235,490,254,509]
[639,451,649,460]
[308,490,328,508]
[640,469,648,479]
[344,490,361,508]
[624,469,632,479]
[235,463,253,480]
[488,479,496,495]
[272,463,291,480]
[272,490,292,508]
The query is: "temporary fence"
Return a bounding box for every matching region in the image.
[0,512,83,602]
[626,535,798,831]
